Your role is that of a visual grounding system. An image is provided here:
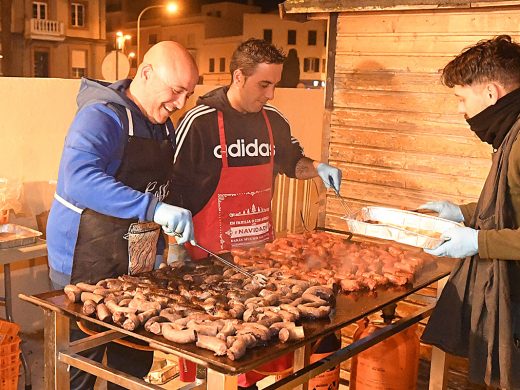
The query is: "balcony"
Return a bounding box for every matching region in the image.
[25,18,65,41]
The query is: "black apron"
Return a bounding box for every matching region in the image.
[70,106,173,284]
[422,118,520,389]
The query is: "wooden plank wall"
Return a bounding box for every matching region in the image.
[326,6,520,231]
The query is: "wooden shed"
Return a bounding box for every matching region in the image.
[281,0,520,230]
[279,1,520,387]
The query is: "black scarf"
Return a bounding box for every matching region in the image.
[467,87,520,149]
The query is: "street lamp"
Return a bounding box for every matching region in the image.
[137,2,178,65]
[115,31,131,80]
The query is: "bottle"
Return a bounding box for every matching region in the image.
[308,332,342,390]
[350,322,420,390]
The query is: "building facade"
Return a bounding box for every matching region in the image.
[107,1,326,86]
[1,0,107,78]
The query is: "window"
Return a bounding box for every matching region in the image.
[71,49,86,78]
[324,31,327,46]
[209,58,215,73]
[187,33,195,47]
[34,50,49,77]
[148,34,158,45]
[263,29,272,44]
[303,57,320,73]
[322,58,326,72]
[219,57,225,72]
[72,67,85,78]
[308,30,317,46]
[130,56,137,69]
[71,3,85,27]
[32,2,47,19]
[287,30,296,45]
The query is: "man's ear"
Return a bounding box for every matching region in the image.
[140,64,153,81]
[485,82,504,104]
[232,69,243,85]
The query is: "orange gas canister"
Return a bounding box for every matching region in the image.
[350,320,420,390]
[308,332,341,390]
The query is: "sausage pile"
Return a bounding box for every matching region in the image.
[232,231,429,293]
[63,231,430,360]
[63,257,335,361]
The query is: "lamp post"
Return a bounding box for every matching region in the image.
[137,2,178,65]
[115,31,131,80]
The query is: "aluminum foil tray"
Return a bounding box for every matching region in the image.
[342,206,462,249]
[0,223,42,249]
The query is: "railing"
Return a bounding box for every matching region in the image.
[26,18,65,40]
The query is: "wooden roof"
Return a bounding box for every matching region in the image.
[281,0,520,13]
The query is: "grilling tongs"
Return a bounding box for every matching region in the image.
[170,232,268,287]
[329,176,355,218]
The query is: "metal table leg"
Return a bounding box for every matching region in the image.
[293,345,309,390]
[4,263,32,390]
[206,368,238,390]
[429,276,449,390]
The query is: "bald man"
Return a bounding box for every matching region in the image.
[46,41,198,389]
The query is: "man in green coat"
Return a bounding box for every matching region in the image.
[420,35,520,388]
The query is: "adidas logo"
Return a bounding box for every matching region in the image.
[213,139,275,158]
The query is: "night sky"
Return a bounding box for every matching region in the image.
[199,0,283,12]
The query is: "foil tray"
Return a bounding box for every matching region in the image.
[342,206,462,249]
[0,223,42,249]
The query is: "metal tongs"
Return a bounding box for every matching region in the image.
[329,176,355,218]
[170,232,267,287]
[193,242,268,287]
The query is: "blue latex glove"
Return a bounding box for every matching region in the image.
[317,163,342,192]
[425,226,478,258]
[153,202,195,245]
[418,201,464,222]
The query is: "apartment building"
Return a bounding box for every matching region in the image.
[242,13,327,87]
[1,0,107,78]
[107,1,327,86]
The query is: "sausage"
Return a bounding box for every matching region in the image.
[76,282,98,292]
[279,326,304,343]
[196,334,227,356]
[216,321,236,340]
[82,299,96,316]
[64,285,82,302]
[137,309,157,325]
[144,316,169,335]
[186,321,219,337]
[226,334,256,360]
[161,325,196,344]
[80,292,104,304]
[96,303,111,322]
[128,299,161,313]
[297,304,331,319]
[123,313,140,331]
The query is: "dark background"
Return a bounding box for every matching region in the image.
[199,0,283,12]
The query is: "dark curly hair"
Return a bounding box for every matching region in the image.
[229,38,286,78]
[442,35,520,90]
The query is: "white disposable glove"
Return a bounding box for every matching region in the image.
[317,163,342,192]
[418,201,464,222]
[153,202,195,245]
[425,226,478,258]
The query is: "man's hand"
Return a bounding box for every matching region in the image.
[317,163,342,192]
[425,226,478,258]
[153,202,195,245]
[418,200,464,222]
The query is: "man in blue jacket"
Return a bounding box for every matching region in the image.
[46,41,198,389]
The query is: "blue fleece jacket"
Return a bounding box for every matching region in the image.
[47,78,171,286]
